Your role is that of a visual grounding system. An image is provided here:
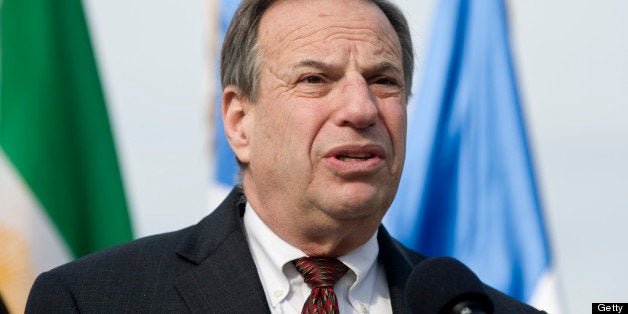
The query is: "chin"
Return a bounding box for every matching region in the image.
[322,186,393,219]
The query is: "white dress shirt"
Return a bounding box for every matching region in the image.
[243,203,392,314]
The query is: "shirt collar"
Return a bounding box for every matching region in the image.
[243,202,381,309]
[338,227,380,310]
[244,203,305,306]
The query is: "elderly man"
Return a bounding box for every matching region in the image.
[26,0,544,313]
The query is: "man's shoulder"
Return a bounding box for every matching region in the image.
[35,226,195,289]
[378,228,544,313]
[26,226,198,313]
[26,188,252,313]
[485,286,546,313]
[40,187,245,279]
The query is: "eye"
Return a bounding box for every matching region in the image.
[373,77,398,86]
[300,74,325,84]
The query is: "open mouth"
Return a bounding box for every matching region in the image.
[335,153,374,161]
[324,144,385,170]
[324,145,385,173]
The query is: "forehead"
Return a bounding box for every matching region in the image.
[258,0,402,66]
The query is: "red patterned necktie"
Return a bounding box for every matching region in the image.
[293,257,349,314]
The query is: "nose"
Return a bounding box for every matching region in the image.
[334,74,378,129]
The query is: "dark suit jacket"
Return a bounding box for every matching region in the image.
[26,187,543,313]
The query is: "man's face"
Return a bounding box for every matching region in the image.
[236,0,406,229]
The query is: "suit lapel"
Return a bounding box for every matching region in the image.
[174,187,270,313]
[172,187,424,313]
[378,227,426,314]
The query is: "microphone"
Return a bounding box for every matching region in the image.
[405,257,494,314]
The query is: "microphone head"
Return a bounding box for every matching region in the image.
[405,257,494,314]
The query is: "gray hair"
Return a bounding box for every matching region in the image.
[220,0,414,102]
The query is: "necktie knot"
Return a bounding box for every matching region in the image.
[293,257,348,314]
[293,257,349,288]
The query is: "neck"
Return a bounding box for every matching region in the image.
[243,191,382,257]
[286,220,379,257]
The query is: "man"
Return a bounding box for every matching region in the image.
[26,0,544,313]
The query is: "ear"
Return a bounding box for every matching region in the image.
[222,85,252,164]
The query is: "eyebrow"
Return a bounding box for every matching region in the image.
[292,59,403,78]
[366,61,403,78]
[293,59,329,71]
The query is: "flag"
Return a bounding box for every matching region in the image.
[0,0,134,311]
[213,0,241,187]
[383,0,560,311]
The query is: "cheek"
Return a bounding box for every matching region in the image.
[257,102,326,165]
[382,103,407,169]
[295,112,329,161]
[399,112,408,147]
[248,106,287,167]
[383,103,407,144]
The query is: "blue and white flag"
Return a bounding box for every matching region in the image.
[383,0,561,312]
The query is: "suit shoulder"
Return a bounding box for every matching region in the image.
[56,227,192,273]
[377,226,427,266]
[26,227,196,313]
[27,189,246,312]
[31,225,197,296]
[485,285,545,313]
[394,241,425,264]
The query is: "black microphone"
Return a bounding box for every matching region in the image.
[405,257,494,314]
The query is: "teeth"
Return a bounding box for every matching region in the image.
[337,154,373,161]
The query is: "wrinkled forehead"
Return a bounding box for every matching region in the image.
[257,0,403,65]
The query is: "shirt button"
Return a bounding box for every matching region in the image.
[273,289,283,298]
[359,303,368,313]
